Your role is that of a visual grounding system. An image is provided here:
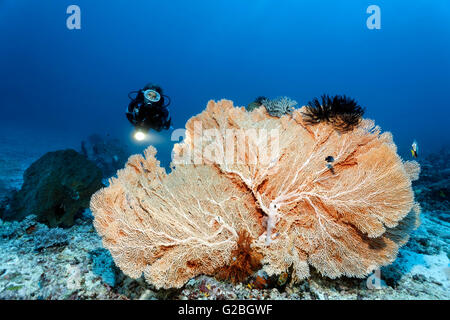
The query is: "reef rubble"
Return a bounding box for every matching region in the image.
[0,210,448,300]
[0,132,448,300]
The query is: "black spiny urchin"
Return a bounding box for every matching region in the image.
[302,94,365,132]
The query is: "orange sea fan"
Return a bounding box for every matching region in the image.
[90,99,420,288]
[215,230,263,284]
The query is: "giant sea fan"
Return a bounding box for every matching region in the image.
[90,99,420,289]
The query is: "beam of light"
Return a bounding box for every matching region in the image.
[134,131,146,141]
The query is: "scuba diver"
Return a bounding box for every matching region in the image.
[126,83,172,140]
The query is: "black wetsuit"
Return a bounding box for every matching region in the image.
[126,86,171,132]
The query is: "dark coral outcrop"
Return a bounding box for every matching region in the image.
[4,149,103,227]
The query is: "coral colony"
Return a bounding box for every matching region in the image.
[91,97,420,289]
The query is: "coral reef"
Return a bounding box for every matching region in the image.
[0,215,38,239]
[0,214,69,250]
[413,147,450,212]
[91,99,420,289]
[1,209,448,300]
[88,248,119,287]
[261,96,298,117]
[0,215,129,300]
[0,134,66,221]
[4,149,104,227]
[33,227,69,251]
[1,138,448,300]
[81,134,131,178]
[0,220,20,239]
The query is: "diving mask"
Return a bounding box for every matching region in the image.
[143,89,161,104]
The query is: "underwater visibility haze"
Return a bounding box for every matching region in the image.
[0,0,449,301]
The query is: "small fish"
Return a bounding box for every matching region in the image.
[325,156,334,163]
[411,140,419,158]
[326,163,335,175]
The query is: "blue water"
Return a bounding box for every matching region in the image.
[1,0,449,168]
